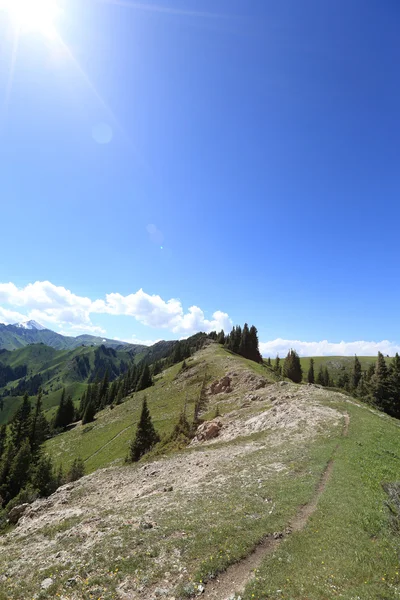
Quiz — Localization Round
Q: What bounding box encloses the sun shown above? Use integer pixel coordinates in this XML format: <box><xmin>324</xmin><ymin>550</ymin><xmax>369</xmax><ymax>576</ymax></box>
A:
<box><xmin>1</xmin><ymin>0</ymin><xmax>61</xmax><ymax>38</ymax></box>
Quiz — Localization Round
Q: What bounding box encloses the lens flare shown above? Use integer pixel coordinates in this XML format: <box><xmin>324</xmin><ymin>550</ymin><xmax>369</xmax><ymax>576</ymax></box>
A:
<box><xmin>0</xmin><ymin>0</ymin><xmax>61</xmax><ymax>38</ymax></box>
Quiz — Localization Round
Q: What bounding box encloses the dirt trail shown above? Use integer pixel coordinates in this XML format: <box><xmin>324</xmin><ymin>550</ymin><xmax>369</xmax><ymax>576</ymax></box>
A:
<box><xmin>202</xmin><ymin>411</ymin><xmax>350</xmax><ymax>600</ymax></box>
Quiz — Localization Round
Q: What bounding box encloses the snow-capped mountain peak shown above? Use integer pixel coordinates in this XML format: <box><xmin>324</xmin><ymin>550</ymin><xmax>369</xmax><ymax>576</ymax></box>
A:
<box><xmin>13</xmin><ymin>320</ymin><xmax>46</xmax><ymax>331</ymax></box>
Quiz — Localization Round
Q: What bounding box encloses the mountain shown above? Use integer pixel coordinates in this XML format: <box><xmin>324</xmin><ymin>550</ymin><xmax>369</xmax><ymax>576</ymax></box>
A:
<box><xmin>1</xmin><ymin>341</ymin><xmax>399</xmax><ymax>599</ymax></box>
<box><xmin>0</xmin><ymin>322</ymin><xmax>133</xmax><ymax>351</ymax></box>
<box><xmin>0</xmin><ymin>342</ymin><xmax>147</xmax><ymax>425</ymax></box>
<box><xmin>13</xmin><ymin>320</ymin><xmax>46</xmax><ymax>331</ymax></box>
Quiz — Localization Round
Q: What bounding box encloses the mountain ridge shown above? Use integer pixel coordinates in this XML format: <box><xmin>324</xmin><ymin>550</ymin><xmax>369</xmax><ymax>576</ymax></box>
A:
<box><xmin>0</xmin><ymin>322</ymin><xmax>133</xmax><ymax>351</ymax></box>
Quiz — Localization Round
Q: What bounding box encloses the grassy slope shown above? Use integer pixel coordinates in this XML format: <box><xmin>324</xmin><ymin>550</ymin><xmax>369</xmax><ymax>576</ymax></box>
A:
<box><xmin>0</xmin><ymin>344</ymin><xmax>134</xmax><ymax>425</ymax></box>
<box><xmin>45</xmin><ymin>344</ymin><xmax>279</xmax><ymax>473</ymax></box>
<box><xmin>245</xmin><ymin>399</ymin><xmax>400</xmax><ymax>600</ymax></box>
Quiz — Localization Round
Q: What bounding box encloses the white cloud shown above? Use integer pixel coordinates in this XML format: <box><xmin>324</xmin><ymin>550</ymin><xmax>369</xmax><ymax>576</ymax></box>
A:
<box><xmin>0</xmin><ymin>306</ymin><xmax>29</xmax><ymax>325</ymax></box>
<box><xmin>0</xmin><ymin>281</ymin><xmax>232</xmax><ymax>338</ymax></box>
<box><xmin>122</xmin><ymin>336</ymin><xmax>163</xmax><ymax>347</ymax></box>
<box><xmin>259</xmin><ymin>338</ymin><xmax>400</xmax><ymax>358</ymax></box>
<box><xmin>92</xmin><ymin>289</ymin><xmax>232</xmax><ymax>335</ymax></box>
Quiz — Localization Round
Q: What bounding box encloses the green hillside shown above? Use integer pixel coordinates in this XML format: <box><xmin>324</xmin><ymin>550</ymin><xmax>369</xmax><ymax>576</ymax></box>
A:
<box><xmin>0</xmin><ymin>343</ymin><xmax>143</xmax><ymax>425</ymax></box>
<box><xmin>45</xmin><ymin>342</ymin><xmax>278</xmax><ymax>473</ymax></box>
<box><xmin>1</xmin><ymin>342</ymin><xmax>400</xmax><ymax>600</ymax></box>
<box><xmin>298</xmin><ymin>355</ymin><xmax>391</xmax><ymax>377</ymax></box>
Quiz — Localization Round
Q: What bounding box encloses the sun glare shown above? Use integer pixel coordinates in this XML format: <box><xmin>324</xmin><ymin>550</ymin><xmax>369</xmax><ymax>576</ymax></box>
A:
<box><xmin>1</xmin><ymin>0</ymin><xmax>61</xmax><ymax>38</ymax></box>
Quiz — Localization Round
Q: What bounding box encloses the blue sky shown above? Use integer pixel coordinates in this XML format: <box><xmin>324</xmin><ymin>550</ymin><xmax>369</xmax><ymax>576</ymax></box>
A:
<box><xmin>1</xmin><ymin>0</ymin><xmax>400</xmax><ymax>356</ymax></box>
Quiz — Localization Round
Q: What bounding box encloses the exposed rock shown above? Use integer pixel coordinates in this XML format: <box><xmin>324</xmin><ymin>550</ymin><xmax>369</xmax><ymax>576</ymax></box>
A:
<box><xmin>210</xmin><ymin>376</ymin><xmax>232</xmax><ymax>395</ymax></box>
<box><xmin>8</xmin><ymin>503</ymin><xmax>30</xmax><ymax>525</ymax></box>
<box><xmin>195</xmin><ymin>419</ymin><xmax>223</xmax><ymax>442</ymax></box>
<box><xmin>40</xmin><ymin>577</ymin><xmax>54</xmax><ymax>590</ymax></box>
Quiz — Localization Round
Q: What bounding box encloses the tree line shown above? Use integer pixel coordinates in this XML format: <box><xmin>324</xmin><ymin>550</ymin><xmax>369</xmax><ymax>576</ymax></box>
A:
<box><xmin>271</xmin><ymin>350</ymin><xmax>400</xmax><ymax>419</ymax></box>
<box><xmin>0</xmin><ymin>390</ymin><xmax>85</xmax><ymax>519</ymax></box>
<box><xmin>208</xmin><ymin>323</ymin><xmax>263</xmax><ymax>363</ymax></box>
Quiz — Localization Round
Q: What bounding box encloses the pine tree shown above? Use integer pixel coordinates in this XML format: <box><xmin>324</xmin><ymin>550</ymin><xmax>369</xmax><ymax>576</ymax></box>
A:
<box><xmin>372</xmin><ymin>352</ymin><xmax>390</xmax><ymax>411</ymax></box>
<box><xmin>7</xmin><ymin>438</ymin><xmax>32</xmax><ymax>499</ymax></box>
<box><xmin>136</xmin><ymin>364</ymin><xmax>152</xmax><ymax>392</ymax></box>
<box><xmin>316</xmin><ymin>365</ymin><xmax>325</xmax><ymax>386</ymax></box>
<box><xmin>29</xmin><ymin>391</ymin><xmax>49</xmax><ymax>453</ymax></box>
<box><xmin>239</xmin><ymin>323</ymin><xmax>250</xmax><ymax>358</ymax></box>
<box><xmin>9</xmin><ymin>392</ymin><xmax>31</xmax><ymax>448</ymax></box>
<box><xmin>351</xmin><ymin>356</ymin><xmax>362</xmax><ymax>390</ymax></box>
<box><xmin>82</xmin><ymin>398</ymin><xmax>96</xmax><ymax>424</ymax></box>
<box><xmin>53</xmin><ymin>388</ymin><xmax>66</xmax><ymax>430</ymax></box>
<box><xmin>54</xmin><ymin>389</ymin><xmax>74</xmax><ymax>430</ymax></box>
<box><xmin>275</xmin><ymin>355</ymin><xmax>282</xmax><ymax>376</ymax></box>
<box><xmin>32</xmin><ymin>454</ymin><xmax>56</xmax><ymax>497</ymax></box>
<box><xmin>267</xmin><ymin>357</ymin><xmax>272</xmax><ymax>367</ymax></box>
<box><xmin>307</xmin><ymin>358</ymin><xmax>315</xmax><ymax>384</ymax></box>
<box><xmin>217</xmin><ymin>330</ymin><xmax>225</xmax><ymax>345</ymax></box>
<box><xmin>129</xmin><ymin>396</ymin><xmax>160</xmax><ymax>462</ymax></box>
<box><xmin>99</xmin><ymin>369</ymin><xmax>110</xmax><ymax>407</ymax></box>
<box><xmin>388</xmin><ymin>353</ymin><xmax>400</xmax><ymax>418</ymax></box>
<box><xmin>248</xmin><ymin>325</ymin><xmax>263</xmax><ymax>363</ymax></box>
<box><xmin>283</xmin><ymin>349</ymin><xmax>303</xmax><ymax>383</ymax></box>
<box><xmin>324</xmin><ymin>367</ymin><xmax>331</xmax><ymax>387</ymax></box>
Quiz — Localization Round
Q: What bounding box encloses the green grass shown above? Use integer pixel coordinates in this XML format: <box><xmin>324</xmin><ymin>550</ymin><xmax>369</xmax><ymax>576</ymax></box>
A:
<box><xmin>243</xmin><ymin>398</ymin><xmax>400</xmax><ymax>600</ymax></box>
<box><xmin>0</xmin><ymin>343</ymin><xmax>135</xmax><ymax>425</ymax></box>
<box><xmin>45</xmin><ymin>344</ymin><xmax>278</xmax><ymax>473</ymax></box>
<box><xmin>2</xmin><ymin>344</ymin><xmax>400</xmax><ymax>600</ymax></box>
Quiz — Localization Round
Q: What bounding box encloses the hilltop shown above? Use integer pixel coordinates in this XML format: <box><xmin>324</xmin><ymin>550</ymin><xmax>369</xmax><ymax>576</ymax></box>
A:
<box><xmin>0</xmin><ymin>341</ymin><xmax>399</xmax><ymax>600</ymax></box>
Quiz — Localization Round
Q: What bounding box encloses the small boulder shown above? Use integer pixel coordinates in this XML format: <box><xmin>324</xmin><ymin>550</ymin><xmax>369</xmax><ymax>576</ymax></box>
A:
<box><xmin>8</xmin><ymin>503</ymin><xmax>30</xmax><ymax>525</ymax></box>
<box><xmin>210</xmin><ymin>376</ymin><xmax>232</xmax><ymax>395</ymax></box>
<box><xmin>195</xmin><ymin>419</ymin><xmax>223</xmax><ymax>442</ymax></box>
<box><xmin>40</xmin><ymin>578</ymin><xmax>54</xmax><ymax>590</ymax></box>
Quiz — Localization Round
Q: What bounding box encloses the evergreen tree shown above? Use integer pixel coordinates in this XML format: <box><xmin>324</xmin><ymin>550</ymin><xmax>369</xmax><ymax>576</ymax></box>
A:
<box><xmin>283</xmin><ymin>349</ymin><xmax>303</xmax><ymax>383</ymax></box>
<box><xmin>351</xmin><ymin>356</ymin><xmax>362</xmax><ymax>390</ymax></box>
<box><xmin>267</xmin><ymin>357</ymin><xmax>272</xmax><ymax>367</ymax></box>
<box><xmin>29</xmin><ymin>391</ymin><xmax>49</xmax><ymax>453</ymax></box>
<box><xmin>388</xmin><ymin>353</ymin><xmax>400</xmax><ymax>418</ymax></box>
<box><xmin>372</xmin><ymin>352</ymin><xmax>390</xmax><ymax>411</ymax></box>
<box><xmin>9</xmin><ymin>392</ymin><xmax>31</xmax><ymax>448</ymax></box>
<box><xmin>129</xmin><ymin>396</ymin><xmax>160</xmax><ymax>462</ymax></box>
<box><xmin>248</xmin><ymin>325</ymin><xmax>263</xmax><ymax>363</ymax></box>
<box><xmin>53</xmin><ymin>388</ymin><xmax>66</xmax><ymax>429</ymax></box>
<box><xmin>366</xmin><ymin>363</ymin><xmax>376</xmax><ymax>382</ymax></box>
<box><xmin>316</xmin><ymin>365</ymin><xmax>325</xmax><ymax>386</ymax></box>
<box><xmin>275</xmin><ymin>355</ymin><xmax>282</xmax><ymax>376</ymax></box>
<box><xmin>307</xmin><ymin>358</ymin><xmax>315</xmax><ymax>384</ymax></box>
<box><xmin>136</xmin><ymin>364</ymin><xmax>152</xmax><ymax>392</ymax></box>
<box><xmin>82</xmin><ymin>398</ymin><xmax>96</xmax><ymax>424</ymax></box>
<box><xmin>7</xmin><ymin>439</ymin><xmax>32</xmax><ymax>499</ymax></box>
<box><xmin>98</xmin><ymin>369</ymin><xmax>110</xmax><ymax>407</ymax></box>
<box><xmin>239</xmin><ymin>323</ymin><xmax>250</xmax><ymax>358</ymax></box>
<box><xmin>324</xmin><ymin>366</ymin><xmax>331</xmax><ymax>387</ymax></box>
<box><xmin>217</xmin><ymin>330</ymin><xmax>225</xmax><ymax>345</ymax></box>
<box><xmin>64</xmin><ymin>395</ymin><xmax>75</xmax><ymax>426</ymax></box>
<box><xmin>53</xmin><ymin>389</ymin><xmax>74</xmax><ymax>430</ymax></box>
<box><xmin>32</xmin><ymin>454</ymin><xmax>56</xmax><ymax>497</ymax></box>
